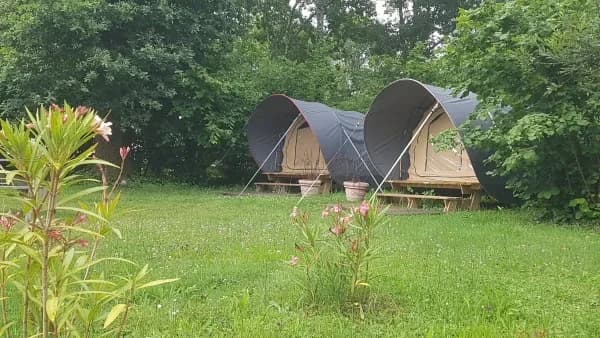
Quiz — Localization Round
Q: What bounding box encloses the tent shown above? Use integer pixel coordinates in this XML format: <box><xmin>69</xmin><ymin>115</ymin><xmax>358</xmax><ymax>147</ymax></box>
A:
<box><xmin>364</xmin><ymin>79</ymin><xmax>513</xmax><ymax>203</ymax></box>
<box><xmin>246</xmin><ymin>94</ymin><xmax>377</xmax><ymax>185</ymax></box>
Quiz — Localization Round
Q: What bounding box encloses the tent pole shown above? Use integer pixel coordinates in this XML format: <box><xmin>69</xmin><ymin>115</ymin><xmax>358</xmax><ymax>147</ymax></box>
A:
<box><xmin>294</xmin><ymin>131</ymin><xmax>354</xmax><ymax>206</ymax></box>
<box><xmin>341</xmin><ymin>127</ymin><xmax>380</xmax><ymax>187</ymax></box>
<box><xmin>369</xmin><ymin>103</ymin><xmax>439</xmax><ymax>203</ymax></box>
<box><xmin>239</xmin><ymin>115</ymin><xmax>300</xmax><ymax>196</ymax></box>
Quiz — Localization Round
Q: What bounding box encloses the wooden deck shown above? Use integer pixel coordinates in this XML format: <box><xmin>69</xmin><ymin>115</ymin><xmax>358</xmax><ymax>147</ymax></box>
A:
<box><xmin>260</xmin><ymin>172</ymin><xmax>332</xmax><ymax>194</ymax></box>
<box><xmin>380</xmin><ymin>178</ymin><xmax>483</xmax><ymax>211</ymax></box>
<box><xmin>376</xmin><ymin>192</ymin><xmax>467</xmax><ymax>212</ymax></box>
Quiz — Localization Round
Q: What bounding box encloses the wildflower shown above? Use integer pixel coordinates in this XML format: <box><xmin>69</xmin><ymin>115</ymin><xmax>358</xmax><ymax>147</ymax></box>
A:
<box><xmin>0</xmin><ymin>215</ymin><xmax>16</xmax><ymax>232</ymax></box>
<box><xmin>72</xmin><ymin>213</ymin><xmax>88</xmax><ymax>226</ymax></box>
<box><xmin>92</xmin><ymin>115</ymin><xmax>113</xmax><ymax>142</ymax></box>
<box><xmin>50</xmin><ymin>103</ymin><xmax>63</xmax><ymax>112</ymax></box>
<box><xmin>290</xmin><ymin>207</ymin><xmax>298</xmax><ymax>218</ymax></box>
<box><xmin>76</xmin><ymin>239</ymin><xmax>89</xmax><ymax>247</ymax></box>
<box><xmin>289</xmin><ymin>256</ymin><xmax>299</xmax><ymax>266</ymax></box>
<box><xmin>341</xmin><ymin>216</ymin><xmax>352</xmax><ymax>224</ymax></box>
<box><xmin>48</xmin><ymin>229</ymin><xmax>63</xmax><ymax>241</ymax></box>
<box><xmin>75</xmin><ymin>106</ymin><xmax>89</xmax><ymax>118</ymax></box>
<box><xmin>119</xmin><ymin>146</ymin><xmax>131</xmax><ymax>161</ymax></box>
<box><xmin>25</xmin><ymin>123</ymin><xmax>35</xmax><ymax>129</ymax></box>
<box><xmin>359</xmin><ymin>201</ymin><xmax>369</xmax><ymax>217</ymax></box>
<box><xmin>321</xmin><ymin>207</ymin><xmax>330</xmax><ymax>218</ymax></box>
<box><xmin>332</xmin><ymin>204</ymin><xmax>342</xmax><ymax>214</ymax></box>
<box><xmin>330</xmin><ymin>223</ymin><xmax>345</xmax><ymax>236</ymax></box>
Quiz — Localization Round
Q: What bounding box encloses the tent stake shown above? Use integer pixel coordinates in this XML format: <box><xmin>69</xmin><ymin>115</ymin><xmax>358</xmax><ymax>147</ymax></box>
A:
<box><xmin>369</xmin><ymin>103</ymin><xmax>439</xmax><ymax>203</ymax></box>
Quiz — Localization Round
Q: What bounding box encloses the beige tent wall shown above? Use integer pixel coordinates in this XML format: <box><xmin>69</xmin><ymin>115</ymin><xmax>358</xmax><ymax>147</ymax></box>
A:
<box><xmin>281</xmin><ymin>117</ymin><xmax>328</xmax><ymax>174</ymax></box>
<box><xmin>404</xmin><ymin>106</ymin><xmax>478</xmax><ymax>182</ymax></box>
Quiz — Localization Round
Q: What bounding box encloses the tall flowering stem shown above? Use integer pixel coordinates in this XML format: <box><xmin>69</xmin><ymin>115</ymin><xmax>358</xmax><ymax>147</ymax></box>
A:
<box><xmin>289</xmin><ymin>200</ymin><xmax>387</xmax><ymax>308</ymax></box>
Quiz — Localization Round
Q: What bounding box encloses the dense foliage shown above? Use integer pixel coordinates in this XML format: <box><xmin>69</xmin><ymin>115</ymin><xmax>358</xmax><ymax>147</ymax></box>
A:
<box><xmin>1</xmin><ymin>0</ymin><xmax>598</xmax><ymax>219</ymax></box>
<box><xmin>0</xmin><ymin>0</ymin><xmax>476</xmax><ymax>184</ymax></box>
<box><xmin>441</xmin><ymin>0</ymin><xmax>600</xmax><ymax>220</ymax></box>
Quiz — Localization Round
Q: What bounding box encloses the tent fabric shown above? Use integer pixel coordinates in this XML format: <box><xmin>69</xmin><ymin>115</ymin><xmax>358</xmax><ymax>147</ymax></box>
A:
<box><xmin>364</xmin><ymin>79</ymin><xmax>513</xmax><ymax>203</ymax></box>
<box><xmin>281</xmin><ymin>116</ymin><xmax>328</xmax><ymax>173</ymax></box>
<box><xmin>247</xmin><ymin>94</ymin><xmax>378</xmax><ymax>185</ymax></box>
<box><xmin>407</xmin><ymin>105</ymin><xmax>478</xmax><ymax>182</ymax></box>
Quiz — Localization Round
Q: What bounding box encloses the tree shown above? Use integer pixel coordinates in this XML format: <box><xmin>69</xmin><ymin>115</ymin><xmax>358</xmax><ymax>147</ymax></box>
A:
<box><xmin>381</xmin><ymin>0</ymin><xmax>482</xmax><ymax>54</ymax></box>
<box><xmin>441</xmin><ymin>0</ymin><xmax>600</xmax><ymax>220</ymax></box>
<box><xmin>0</xmin><ymin>0</ymin><xmax>250</xmax><ymax>182</ymax></box>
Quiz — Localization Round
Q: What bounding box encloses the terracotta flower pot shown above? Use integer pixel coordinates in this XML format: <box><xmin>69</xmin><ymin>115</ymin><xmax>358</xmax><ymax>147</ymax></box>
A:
<box><xmin>343</xmin><ymin>181</ymin><xmax>369</xmax><ymax>201</ymax></box>
<box><xmin>298</xmin><ymin>179</ymin><xmax>322</xmax><ymax>197</ymax></box>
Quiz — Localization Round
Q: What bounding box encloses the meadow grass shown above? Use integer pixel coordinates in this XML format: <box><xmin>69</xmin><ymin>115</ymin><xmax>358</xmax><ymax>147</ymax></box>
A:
<box><xmin>3</xmin><ymin>184</ymin><xmax>600</xmax><ymax>337</ymax></box>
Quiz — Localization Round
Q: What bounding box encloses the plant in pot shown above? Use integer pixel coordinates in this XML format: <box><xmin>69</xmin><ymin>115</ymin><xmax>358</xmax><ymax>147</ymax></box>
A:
<box><xmin>342</xmin><ymin>158</ymin><xmax>370</xmax><ymax>201</ymax></box>
<box><xmin>298</xmin><ymin>151</ymin><xmax>322</xmax><ymax>197</ymax></box>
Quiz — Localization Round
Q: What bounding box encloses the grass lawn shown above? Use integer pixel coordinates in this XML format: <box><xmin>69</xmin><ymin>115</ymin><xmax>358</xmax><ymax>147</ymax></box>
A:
<box><xmin>4</xmin><ymin>184</ymin><xmax>600</xmax><ymax>337</ymax></box>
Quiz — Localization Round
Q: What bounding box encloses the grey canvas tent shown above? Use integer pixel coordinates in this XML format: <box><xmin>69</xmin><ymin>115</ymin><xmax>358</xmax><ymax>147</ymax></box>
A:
<box><xmin>247</xmin><ymin>94</ymin><xmax>377</xmax><ymax>185</ymax></box>
<box><xmin>364</xmin><ymin>79</ymin><xmax>513</xmax><ymax>203</ymax></box>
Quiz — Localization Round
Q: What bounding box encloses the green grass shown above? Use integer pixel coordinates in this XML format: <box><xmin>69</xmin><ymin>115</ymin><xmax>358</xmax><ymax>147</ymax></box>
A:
<box><xmin>4</xmin><ymin>184</ymin><xmax>600</xmax><ymax>337</ymax></box>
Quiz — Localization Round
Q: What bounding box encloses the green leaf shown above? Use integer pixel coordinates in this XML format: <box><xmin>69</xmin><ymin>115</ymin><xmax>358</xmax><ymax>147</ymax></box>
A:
<box><xmin>55</xmin><ymin>206</ymin><xmax>107</xmax><ymax>223</ymax></box>
<box><xmin>47</xmin><ymin>297</ymin><xmax>59</xmax><ymax>322</ymax></box>
<box><xmin>0</xmin><ymin>322</ymin><xmax>15</xmax><ymax>335</ymax></box>
<box><xmin>136</xmin><ymin>278</ymin><xmax>180</xmax><ymax>290</ymax></box>
<box><xmin>57</xmin><ymin>185</ymin><xmax>106</xmax><ymax>207</ymax></box>
<box><xmin>103</xmin><ymin>303</ymin><xmax>127</xmax><ymax>328</ymax></box>
<box><xmin>63</xmin><ymin>247</ymin><xmax>75</xmax><ymax>268</ymax></box>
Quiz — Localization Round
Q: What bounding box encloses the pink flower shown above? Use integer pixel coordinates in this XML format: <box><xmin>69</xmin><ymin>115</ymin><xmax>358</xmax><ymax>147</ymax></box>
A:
<box><xmin>72</xmin><ymin>213</ymin><xmax>87</xmax><ymax>226</ymax></box>
<box><xmin>62</xmin><ymin>114</ymin><xmax>68</xmax><ymax>124</ymax></box>
<box><xmin>76</xmin><ymin>239</ymin><xmax>89</xmax><ymax>247</ymax></box>
<box><xmin>330</xmin><ymin>223</ymin><xmax>345</xmax><ymax>237</ymax></box>
<box><xmin>48</xmin><ymin>229</ymin><xmax>63</xmax><ymax>241</ymax></box>
<box><xmin>332</xmin><ymin>204</ymin><xmax>342</xmax><ymax>214</ymax></box>
<box><xmin>321</xmin><ymin>209</ymin><xmax>330</xmax><ymax>218</ymax></box>
<box><xmin>359</xmin><ymin>201</ymin><xmax>369</xmax><ymax>217</ymax></box>
<box><xmin>0</xmin><ymin>215</ymin><xmax>16</xmax><ymax>232</ymax></box>
<box><xmin>75</xmin><ymin>106</ymin><xmax>90</xmax><ymax>118</ymax></box>
<box><xmin>119</xmin><ymin>146</ymin><xmax>131</xmax><ymax>161</ymax></box>
<box><xmin>290</xmin><ymin>207</ymin><xmax>298</xmax><ymax>218</ymax></box>
<box><xmin>340</xmin><ymin>216</ymin><xmax>351</xmax><ymax>224</ymax></box>
<box><xmin>289</xmin><ymin>256</ymin><xmax>299</xmax><ymax>266</ymax></box>
<box><xmin>92</xmin><ymin>115</ymin><xmax>112</xmax><ymax>142</ymax></box>
<box><xmin>50</xmin><ymin>103</ymin><xmax>63</xmax><ymax>112</ymax></box>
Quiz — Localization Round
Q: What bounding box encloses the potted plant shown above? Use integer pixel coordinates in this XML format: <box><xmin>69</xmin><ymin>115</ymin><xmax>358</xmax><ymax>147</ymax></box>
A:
<box><xmin>342</xmin><ymin>159</ymin><xmax>369</xmax><ymax>201</ymax></box>
<box><xmin>298</xmin><ymin>152</ymin><xmax>323</xmax><ymax>197</ymax></box>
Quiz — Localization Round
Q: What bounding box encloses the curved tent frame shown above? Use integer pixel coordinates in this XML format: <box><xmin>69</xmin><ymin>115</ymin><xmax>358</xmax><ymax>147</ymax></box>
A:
<box><xmin>364</xmin><ymin>79</ymin><xmax>513</xmax><ymax>203</ymax></box>
<box><xmin>247</xmin><ymin>94</ymin><xmax>378</xmax><ymax>185</ymax></box>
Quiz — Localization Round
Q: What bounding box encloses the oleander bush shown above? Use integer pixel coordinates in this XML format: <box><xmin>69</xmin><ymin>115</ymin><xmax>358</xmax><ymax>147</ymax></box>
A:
<box><xmin>0</xmin><ymin>103</ymin><xmax>176</xmax><ymax>337</ymax></box>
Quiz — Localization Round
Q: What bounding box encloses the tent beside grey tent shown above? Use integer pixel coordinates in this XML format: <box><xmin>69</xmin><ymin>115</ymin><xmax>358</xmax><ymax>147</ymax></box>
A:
<box><xmin>364</xmin><ymin>79</ymin><xmax>513</xmax><ymax>204</ymax></box>
<box><xmin>247</xmin><ymin>94</ymin><xmax>378</xmax><ymax>186</ymax></box>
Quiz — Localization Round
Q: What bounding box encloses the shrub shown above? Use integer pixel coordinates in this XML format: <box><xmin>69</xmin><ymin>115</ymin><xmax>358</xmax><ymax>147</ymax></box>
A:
<box><xmin>441</xmin><ymin>0</ymin><xmax>600</xmax><ymax>220</ymax></box>
<box><xmin>0</xmin><ymin>104</ymin><xmax>176</xmax><ymax>337</ymax></box>
<box><xmin>289</xmin><ymin>200</ymin><xmax>387</xmax><ymax>310</ymax></box>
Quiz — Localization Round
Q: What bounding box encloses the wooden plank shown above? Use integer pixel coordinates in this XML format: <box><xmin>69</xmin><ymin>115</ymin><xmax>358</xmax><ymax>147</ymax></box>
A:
<box><xmin>376</xmin><ymin>193</ymin><xmax>462</xmax><ymax>200</ymax></box>
<box><xmin>388</xmin><ymin>179</ymin><xmax>482</xmax><ymax>193</ymax></box>
<box><xmin>265</xmin><ymin>172</ymin><xmax>330</xmax><ymax>180</ymax></box>
<box><xmin>254</xmin><ymin>182</ymin><xmax>301</xmax><ymax>187</ymax></box>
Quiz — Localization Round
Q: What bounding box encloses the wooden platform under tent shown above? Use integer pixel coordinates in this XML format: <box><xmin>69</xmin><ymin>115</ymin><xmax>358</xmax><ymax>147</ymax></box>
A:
<box><xmin>254</xmin><ymin>172</ymin><xmax>332</xmax><ymax>194</ymax></box>
<box><xmin>376</xmin><ymin>178</ymin><xmax>483</xmax><ymax>212</ymax></box>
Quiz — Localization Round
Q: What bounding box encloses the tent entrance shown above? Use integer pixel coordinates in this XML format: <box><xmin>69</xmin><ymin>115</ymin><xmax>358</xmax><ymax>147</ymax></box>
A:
<box><xmin>281</xmin><ymin>116</ymin><xmax>329</xmax><ymax>175</ymax></box>
<box><xmin>405</xmin><ymin>107</ymin><xmax>478</xmax><ymax>182</ymax></box>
